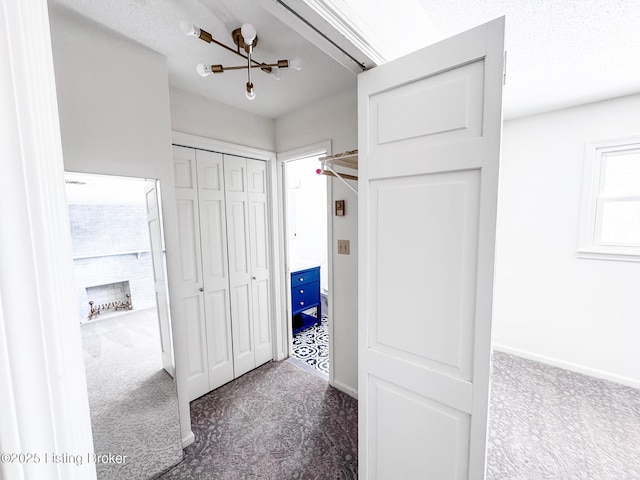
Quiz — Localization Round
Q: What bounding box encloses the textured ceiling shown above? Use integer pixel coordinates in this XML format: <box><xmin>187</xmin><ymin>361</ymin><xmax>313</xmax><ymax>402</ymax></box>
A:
<box><xmin>413</xmin><ymin>0</ymin><xmax>640</xmax><ymax>118</ymax></box>
<box><xmin>49</xmin><ymin>0</ymin><xmax>640</xmax><ymax>120</ymax></box>
<box><xmin>49</xmin><ymin>0</ymin><xmax>357</xmax><ymax>119</ymax></box>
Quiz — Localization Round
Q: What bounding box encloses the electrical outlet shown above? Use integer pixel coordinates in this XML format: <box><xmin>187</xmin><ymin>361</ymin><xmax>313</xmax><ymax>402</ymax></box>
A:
<box><xmin>337</xmin><ymin>239</ymin><xmax>350</xmax><ymax>255</ymax></box>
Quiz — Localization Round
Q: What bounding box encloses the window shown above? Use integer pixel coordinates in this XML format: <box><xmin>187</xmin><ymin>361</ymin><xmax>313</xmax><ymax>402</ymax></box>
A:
<box><xmin>578</xmin><ymin>136</ymin><xmax>640</xmax><ymax>261</ymax></box>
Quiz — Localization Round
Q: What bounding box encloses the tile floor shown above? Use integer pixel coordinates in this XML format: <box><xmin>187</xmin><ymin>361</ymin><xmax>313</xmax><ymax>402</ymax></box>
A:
<box><xmin>291</xmin><ymin>314</ymin><xmax>329</xmax><ymax>376</ymax></box>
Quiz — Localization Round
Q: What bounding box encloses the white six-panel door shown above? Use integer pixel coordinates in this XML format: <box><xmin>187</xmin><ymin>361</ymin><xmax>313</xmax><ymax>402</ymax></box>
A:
<box><xmin>358</xmin><ymin>18</ymin><xmax>505</xmax><ymax>479</ymax></box>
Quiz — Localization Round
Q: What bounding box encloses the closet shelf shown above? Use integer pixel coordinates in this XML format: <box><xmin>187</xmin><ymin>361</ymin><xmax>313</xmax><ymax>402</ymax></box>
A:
<box><xmin>317</xmin><ymin>149</ymin><xmax>358</xmax><ymax>195</ymax></box>
<box><xmin>319</xmin><ymin>150</ymin><xmax>358</xmax><ymax>170</ymax></box>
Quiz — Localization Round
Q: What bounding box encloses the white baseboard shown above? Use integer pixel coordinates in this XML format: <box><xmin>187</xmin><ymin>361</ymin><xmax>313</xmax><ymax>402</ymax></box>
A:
<box><xmin>493</xmin><ymin>343</ymin><xmax>640</xmax><ymax>390</ymax></box>
<box><xmin>181</xmin><ymin>431</ymin><xmax>195</xmax><ymax>449</ymax></box>
<box><xmin>331</xmin><ymin>379</ymin><xmax>358</xmax><ymax>399</ymax></box>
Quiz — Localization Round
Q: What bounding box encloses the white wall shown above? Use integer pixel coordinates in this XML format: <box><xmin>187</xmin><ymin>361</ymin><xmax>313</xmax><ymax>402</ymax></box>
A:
<box><xmin>48</xmin><ymin>4</ymin><xmax>193</xmax><ymax>444</ymax></box>
<box><xmin>169</xmin><ymin>86</ymin><xmax>275</xmax><ymax>152</ymax></box>
<box><xmin>286</xmin><ymin>156</ymin><xmax>328</xmax><ymax>290</ymax></box>
<box><xmin>493</xmin><ymin>93</ymin><xmax>640</xmax><ymax>387</ymax></box>
<box><xmin>277</xmin><ymin>88</ymin><xmax>359</xmax><ymax>396</ymax></box>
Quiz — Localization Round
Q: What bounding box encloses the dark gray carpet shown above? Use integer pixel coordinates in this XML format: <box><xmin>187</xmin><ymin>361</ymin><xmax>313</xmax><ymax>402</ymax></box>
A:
<box><xmin>82</xmin><ymin>309</ymin><xmax>183</xmax><ymax>480</ymax></box>
<box><xmin>151</xmin><ymin>347</ymin><xmax>639</xmax><ymax>480</ymax></box>
<box><xmin>487</xmin><ymin>351</ymin><xmax>640</xmax><ymax>479</ymax></box>
<box><xmin>157</xmin><ymin>360</ymin><xmax>358</xmax><ymax>480</ymax></box>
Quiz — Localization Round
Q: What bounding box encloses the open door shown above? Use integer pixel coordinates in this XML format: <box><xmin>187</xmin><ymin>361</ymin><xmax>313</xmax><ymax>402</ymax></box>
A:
<box><xmin>145</xmin><ymin>180</ymin><xmax>175</xmax><ymax>377</ymax></box>
<box><xmin>358</xmin><ymin>17</ymin><xmax>505</xmax><ymax>479</ymax></box>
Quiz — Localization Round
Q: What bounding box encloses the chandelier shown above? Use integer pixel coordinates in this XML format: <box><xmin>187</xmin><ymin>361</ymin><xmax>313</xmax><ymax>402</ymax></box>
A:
<box><xmin>180</xmin><ymin>21</ymin><xmax>302</xmax><ymax>100</ymax></box>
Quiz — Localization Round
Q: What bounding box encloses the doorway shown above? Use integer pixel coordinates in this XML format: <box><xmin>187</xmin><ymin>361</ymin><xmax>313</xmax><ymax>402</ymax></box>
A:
<box><xmin>64</xmin><ymin>172</ymin><xmax>182</xmax><ymax>479</ymax></box>
<box><xmin>282</xmin><ymin>153</ymin><xmax>330</xmax><ymax>378</ymax></box>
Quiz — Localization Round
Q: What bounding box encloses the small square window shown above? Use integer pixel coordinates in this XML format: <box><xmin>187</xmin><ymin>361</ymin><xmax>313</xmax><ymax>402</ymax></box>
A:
<box><xmin>578</xmin><ymin>137</ymin><xmax>640</xmax><ymax>261</ymax></box>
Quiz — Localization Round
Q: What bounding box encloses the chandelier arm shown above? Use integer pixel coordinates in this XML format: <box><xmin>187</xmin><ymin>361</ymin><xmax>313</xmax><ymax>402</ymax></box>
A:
<box><xmin>213</xmin><ymin>63</ymin><xmax>282</xmax><ymax>72</ymax></box>
<box><xmin>198</xmin><ymin>28</ymin><xmax>263</xmax><ymax>68</ymax></box>
<box><xmin>247</xmin><ymin>50</ymin><xmax>252</xmax><ymax>86</ymax></box>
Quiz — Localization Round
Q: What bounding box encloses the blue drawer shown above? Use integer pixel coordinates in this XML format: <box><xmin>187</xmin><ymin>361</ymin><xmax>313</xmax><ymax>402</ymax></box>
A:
<box><xmin>292</xmin><ymin>280</ymin><xmax>320</xmax><ymax>314</ymax></box>
<box><xmin>291</xmin><ymin>267</ymin><xmax>320</xmax><ymax>288</ymax></box>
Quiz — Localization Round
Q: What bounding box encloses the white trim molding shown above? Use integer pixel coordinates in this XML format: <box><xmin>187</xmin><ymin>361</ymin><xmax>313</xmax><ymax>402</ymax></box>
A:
<box><xmin>255</xmin><ymin>0</ymin><xmax>376</xmax><ymax>74</ymax></box>
<box><xmin>493</xmin><ymin>344</ymin><xmax>640</xmax><ymax>390</ymax></box>
<box><xmin>172</xmin><ymin>131</ymin><xmax>274</xmax><ymax>161</ymax></box>
<box><xmin>0</xmin><ymin>1</ymin><xmax>96</xmax><ymax>478</ymax></box>
<box><xmin>276</xmin><ymin>141</ymin><xmax>334</xmax><ymax>383</ymax></box>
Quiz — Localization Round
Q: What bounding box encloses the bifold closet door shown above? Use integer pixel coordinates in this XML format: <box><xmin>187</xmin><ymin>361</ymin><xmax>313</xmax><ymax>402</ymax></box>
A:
<box><xmin>173</xmin><ymin>146</ymin><xmax>235</xmax><ymax>401</ymax></box>
<box><xmin>247</xmin><ymin>159</ymin><xmax>273</xmax><ymax>366</ymax></box>
<box><xmin>224</xmin><ymin>155</ymin><xmax>256</xmax><ymax>377</ymax></box>
<box><xmin>224</xmin><ymin>155</ymin><xmax>273</xmax><ymax>377</ymax></box>
<box><xmin>173</xmin><ymin>145</ymin><xmax>210</xmax><ymax>401</ymax></box>
<box><xmin>196</xmin><ymin>150</ymin><xmax>235</xmax><ymax>390</ymax></box>
<box><xmin>174</xmin><ymin>146</ymin><xmax>273</xmax><ymax>400</ymax></box>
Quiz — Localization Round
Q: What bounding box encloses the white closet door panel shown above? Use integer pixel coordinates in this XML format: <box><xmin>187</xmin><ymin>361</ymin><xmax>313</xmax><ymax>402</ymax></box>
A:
<box><xmin>182</xmin><ymin>293</ymin><xmax>209</xmax><ymax>400</ymax></box>
<box><xmin>224</xmin><ymin>155</ymin><xmax>256</xmax><ymax>375</ymax></box>
<box><xmin>226</xmin><ymin>160</ymin><xmax>246</xmax><ymax>192</ymax></box>
<box><xmin>247</xmin><ymin>159</ymin><xmax>272</xmax><ymax>366</ymax></box>
<box><xmin>230</xmin><ymin>284</ymin><xmax>255</xmax><ymax>377</ymax></box>
<box><xmin>176</xmin><ymin>199</ymin><xmax>200</xmax><ymax>283</ymax></box>
<box><xmin>197</xmin><ymin>150</ymin><xmax>234</xmax><ymax>389</ymax></box>
<box><xmin>250</xmin><ymin>202</ymin><xmax>269</xmax><ymax>272</ymax></box>
<box><xmin>227</xmin><ymin>201</ymin><xmax>250</xmax><ymax>276</ymax></box>
<box><xmin>252</xmin><ymin>278</ymin><xmax>272</xmax><ymax>365</ymax></box>
<box><xmin>173</xmin><ymin>145</ymin><xmax>209</xmax><ymax>401</ymax></box>
<box><xmin>200</xmin><ymin>200</ymin><xmax>227</xmax><ymax>279</ymax></box>
<box><xmin>174</xmin><ymin>149</ymin><xmax>195</xmax><ymax>190</ymax></box>
<box><xmin>204</xmin><ymin>288</ymin><xmax>234</xmax><ymax>389</ymax></box>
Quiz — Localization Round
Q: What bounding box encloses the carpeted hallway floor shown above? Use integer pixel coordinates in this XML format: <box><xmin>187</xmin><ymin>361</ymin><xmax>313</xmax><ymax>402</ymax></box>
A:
<box><xmin>157</xmin><ymin>350</ymin><xmax>640</xmax><ymax>480</ymax></box>
<box><xmin>158</xmin><ymin>360</ymin><xmax>357</xmax><ymax>480</ymax></box>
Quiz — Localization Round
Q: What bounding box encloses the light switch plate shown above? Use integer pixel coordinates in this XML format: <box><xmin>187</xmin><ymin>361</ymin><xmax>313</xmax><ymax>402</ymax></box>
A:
<box><xmin>338</xmin><ymin>239</ymin><xmax>350</xmax><ymax>255</ymax></box>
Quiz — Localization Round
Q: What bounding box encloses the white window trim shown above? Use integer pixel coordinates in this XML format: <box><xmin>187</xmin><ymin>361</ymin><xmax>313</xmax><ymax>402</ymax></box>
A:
<box><xmin>578</xmin><ymin>135</ymin><xmax>640</xmax><ymax>262</ymax></box>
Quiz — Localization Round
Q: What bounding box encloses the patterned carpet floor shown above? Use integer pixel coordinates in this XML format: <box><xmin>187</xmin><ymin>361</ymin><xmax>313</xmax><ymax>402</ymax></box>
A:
<box><xmin>82</xmin><ymin>309</ymin><xmax>183</xmax><ymax>480</ymax></box>
<box><xmin>158</xmin><ymin>360</ymin><xmax>358</xmax><ymax>480</ymax></box>
<box><xmin>487</xmin><ymin>351</ymin><xmax>640</xmax><ymax>479</ymax></box>
<box><xmin>155</xmin><ymin>350</ymin><xmax>640</xmax><ymax>480</ymax></box>
<box><xmin>291</xmin><ymin>315</ymin><xmax>329</xmax><ymax>376</ymax></box>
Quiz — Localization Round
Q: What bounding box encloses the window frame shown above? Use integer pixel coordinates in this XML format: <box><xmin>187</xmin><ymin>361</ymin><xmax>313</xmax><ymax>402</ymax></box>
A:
<box><xmin>578</xmin><ymin>136</ymin><xmax>640</xmax><ymax>262</ymax></box>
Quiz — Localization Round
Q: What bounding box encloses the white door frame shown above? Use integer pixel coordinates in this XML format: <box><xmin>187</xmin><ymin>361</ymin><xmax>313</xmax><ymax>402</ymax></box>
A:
<box><xmin>171</xmin><ymin>132</ymin><xmax>287</xmax><ymax>363</ymax></box>
<box><xmin>276</xmin><ymin>140</ymin><xmax>334</xmax><ymax>382</ymax></box>
<box><xmin>0</xmin><ymin>1</ymin><xmax>96</xmax><ymax>478</ymax></box>
<box><xmin>145</xmin><ymin>179</ymin><xmax>176</xmax><ymax>377</ymax></box>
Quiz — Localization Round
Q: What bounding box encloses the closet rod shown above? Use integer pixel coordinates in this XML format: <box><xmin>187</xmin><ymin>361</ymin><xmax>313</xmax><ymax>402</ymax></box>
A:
<box><xmin>316</xmin><ymin>164</ymin><xmax>358</xmax><ymax>195</ymax></box>
<box><xmin>317</xmin><ymin>170</ymin><xmax>358</xmax><ymax>181</ymax></box>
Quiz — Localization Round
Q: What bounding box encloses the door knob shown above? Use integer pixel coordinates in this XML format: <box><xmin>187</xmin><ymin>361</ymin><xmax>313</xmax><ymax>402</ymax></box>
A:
<box><xmin>199</xmin><ymin>287</ymin><xmax>204</xmax><ymax>292</ymax></box>
<box><xmin>252</xmin><ymin>276</ymin><xmax>256</xmax><ymax>280</ymax></box>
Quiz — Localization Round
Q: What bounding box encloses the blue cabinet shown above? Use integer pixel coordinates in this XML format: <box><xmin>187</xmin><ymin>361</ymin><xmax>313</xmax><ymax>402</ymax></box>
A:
<box><xmin>291</xmin><ymin>266</ymin><xmax>321</xmax><ymax>334</ymax></box>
